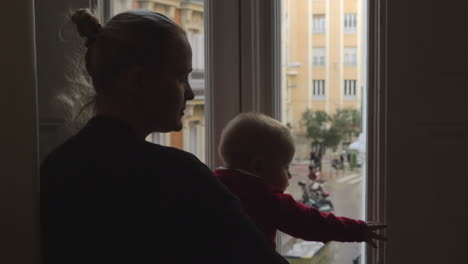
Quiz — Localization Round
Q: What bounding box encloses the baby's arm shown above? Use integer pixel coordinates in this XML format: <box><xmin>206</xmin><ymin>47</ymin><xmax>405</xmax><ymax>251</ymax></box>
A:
<box><xmin>273</xmin><ymin>193</ymin><xmax>367</xmax><ymax>243</ymax></box>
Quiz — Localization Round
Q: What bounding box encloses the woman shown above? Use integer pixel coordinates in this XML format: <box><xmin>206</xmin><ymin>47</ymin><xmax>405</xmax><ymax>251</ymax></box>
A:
<box><xmin>40</xmin><ymin>9</ymin><xmax>287</xmax><ymax>264</ymax></box>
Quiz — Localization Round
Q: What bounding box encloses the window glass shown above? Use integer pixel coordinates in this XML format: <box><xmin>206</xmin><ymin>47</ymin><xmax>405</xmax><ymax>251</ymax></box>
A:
<box><xmin>344</xmin><ymin>47</ymin><xmax>357</xmax><ymax>66</ymax></box>
<box><xmin>344</xmin><ymin>13</ymin><xmax>357</xmax><ymax>34</ymax></box>
<box><xmin>313</xmin><ymin>15</ymin><xmax>326</xmax><ymax>34</ymax></box>
<box><xmin>344</xmin><ymin>80</ymin><xmax>357</xmax><ymax>98</ymax></box>
<box><xmin>312</xmin><ymin>80</ymin><xmax>326</xmax><ymax>98</ymax></box>
<box><xmin>312</xmin><ymin>48</ymin><xmax>326</xmax><ymax>67</ymax></box>
<box><xmin>280</xmin><ymin>0</ymin><xmax>366</xmax><ymax>263</ymax></box>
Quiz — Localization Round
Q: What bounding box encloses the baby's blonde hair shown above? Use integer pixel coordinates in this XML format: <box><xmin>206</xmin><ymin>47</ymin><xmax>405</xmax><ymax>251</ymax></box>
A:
<box><xmin>218</xmin><ymin>112</ymin><xmax>295</xmax><ymax>169</ymax></box>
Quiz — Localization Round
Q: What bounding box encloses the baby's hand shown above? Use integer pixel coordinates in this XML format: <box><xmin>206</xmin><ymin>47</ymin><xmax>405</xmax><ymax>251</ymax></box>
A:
<box><xmin>364</xmin><ymin>222</ymin><xmax>387</xmax><ymax>248</ymax></box>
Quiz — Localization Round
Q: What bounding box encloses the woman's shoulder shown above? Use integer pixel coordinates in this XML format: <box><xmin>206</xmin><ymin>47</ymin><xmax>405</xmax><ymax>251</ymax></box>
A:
<box><xmin>141</xmin><ymin>141</ymin><xmax>196</xmax><ymax>160</ymax></box>
<box><xmin>140</xmin><ymin>141</ymin><xmax>206</xmax><ymax>171</ymax></box>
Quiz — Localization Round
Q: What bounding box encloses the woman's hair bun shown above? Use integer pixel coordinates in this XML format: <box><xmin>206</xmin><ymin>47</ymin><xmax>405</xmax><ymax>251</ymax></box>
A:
<box><xmin>71</xmin><ymin>9</ymin><xmax>102</xmax><ymax>45</ymax></box>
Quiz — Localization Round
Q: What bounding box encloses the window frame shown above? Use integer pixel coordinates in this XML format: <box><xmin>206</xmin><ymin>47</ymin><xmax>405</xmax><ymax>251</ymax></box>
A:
<box><xmin>241</xmin><ymin>0</ymin><xmax>388</xmax><ymax>262</ymax></box>
<box><xmin>98</xmin><ymin>0</ymin><xmax>390</xmax><ymax>261</ymax></box>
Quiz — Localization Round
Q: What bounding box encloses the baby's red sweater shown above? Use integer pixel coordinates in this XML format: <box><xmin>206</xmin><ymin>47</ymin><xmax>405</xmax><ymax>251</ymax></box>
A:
<box><xmin>215</xmin><ymin>169</ymin><xmax>367</xmax><ymax>248</ymax></box>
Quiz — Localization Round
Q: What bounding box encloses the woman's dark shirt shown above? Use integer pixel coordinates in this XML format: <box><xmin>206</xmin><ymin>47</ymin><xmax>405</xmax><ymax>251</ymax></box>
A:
<box><xmin>40</xmin><ymin>116</ymin><xmax>288</xmax><ymax>264</ymax></box>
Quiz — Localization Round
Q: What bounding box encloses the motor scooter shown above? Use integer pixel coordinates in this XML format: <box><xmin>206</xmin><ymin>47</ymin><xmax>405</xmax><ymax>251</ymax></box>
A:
<box><xmin>298</xmin><ymin>180</ymin><xmax>334</xmax><ymax>212</ymax></box>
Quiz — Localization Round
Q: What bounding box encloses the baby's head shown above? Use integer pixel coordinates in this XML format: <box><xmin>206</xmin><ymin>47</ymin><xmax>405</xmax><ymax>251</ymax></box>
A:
<box><xmin>219</xmin><ymin>112</ymin><xmax>295</xmax><ymax>191</ymax></box>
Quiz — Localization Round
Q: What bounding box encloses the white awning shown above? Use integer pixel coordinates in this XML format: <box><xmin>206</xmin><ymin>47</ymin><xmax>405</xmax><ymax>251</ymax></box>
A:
<box><xmin>349</xmin><ymin>132</ymin><xmax>366</xmax><ymax>152</ymax></box>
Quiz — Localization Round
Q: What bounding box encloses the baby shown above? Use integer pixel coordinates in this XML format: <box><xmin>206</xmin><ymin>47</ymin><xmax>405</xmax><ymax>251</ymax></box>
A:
<box><xmin>215</xmin><ymin>112</ymin><xmax>386</xmax><ymax>248</ymax></box>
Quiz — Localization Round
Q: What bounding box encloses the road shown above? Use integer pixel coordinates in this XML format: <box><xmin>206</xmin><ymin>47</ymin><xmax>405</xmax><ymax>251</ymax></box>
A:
<box><xmin>282</xmin><ymin>161</ymin><xmax>364</xmax><ymax>264</ymax></box>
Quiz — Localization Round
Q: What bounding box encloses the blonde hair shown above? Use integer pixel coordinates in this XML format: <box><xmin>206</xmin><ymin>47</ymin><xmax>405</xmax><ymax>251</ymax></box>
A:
<box><xmin>71</xmin><ymin>9</ymin><xmax>185</xmax><ymax>96</ymax></box>
<box><xmin>57</xmin><ymin>9</ymin><xmax>186</xmax><ymax>132</ymax></box>
<box><xmin>218</xmin><ymin>112</ymin><xmax>295</xmax><ymax>169</ymax></box>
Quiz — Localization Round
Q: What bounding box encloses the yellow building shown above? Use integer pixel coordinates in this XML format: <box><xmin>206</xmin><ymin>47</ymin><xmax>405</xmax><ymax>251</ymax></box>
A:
<box><xmin>114</xmin><ymin>0</ymin><xmax>207</xmax><ymax>162</ymax></box>
<box><xmin>282</xmin><ymin>0</ymin><xmax>364</xmax><ymax>160</ymax></box>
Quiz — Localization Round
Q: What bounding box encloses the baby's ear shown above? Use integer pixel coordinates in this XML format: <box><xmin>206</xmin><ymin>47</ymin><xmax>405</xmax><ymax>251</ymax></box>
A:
<box><xmin>249</xmin><ymin>156</ymin><xmax>264</xmax><ymax>174</ymax></box>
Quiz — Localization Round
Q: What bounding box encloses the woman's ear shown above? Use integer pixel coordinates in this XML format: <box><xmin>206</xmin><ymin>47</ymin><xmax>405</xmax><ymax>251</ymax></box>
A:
<box><xmin>124</xmin><ymin>66</ymin><xmax>145</xmax><ymax>92</ymax></box>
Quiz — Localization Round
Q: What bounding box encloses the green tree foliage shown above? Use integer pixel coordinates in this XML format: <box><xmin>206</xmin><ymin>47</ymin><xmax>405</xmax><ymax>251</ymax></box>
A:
<box><xmin>331</xmin><ymin>108</ymin><xmax>361</xmax><ymax>144</ymax></box>
<box><xmin>302</xmin><ymin>108</ymin><xmax>361</xmax><ymax>154</ymax></box>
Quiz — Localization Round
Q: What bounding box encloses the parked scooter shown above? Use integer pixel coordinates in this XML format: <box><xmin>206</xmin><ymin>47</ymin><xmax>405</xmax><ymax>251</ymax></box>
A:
<box><xmin>298</xmin><ymin>180</ymin><xmax>334</xmax><ymax>212</ymax></box>
<box><xmin>331</xmin><ymin>158</ymin><xmax>344</xmax><ymax>170</ymax></box>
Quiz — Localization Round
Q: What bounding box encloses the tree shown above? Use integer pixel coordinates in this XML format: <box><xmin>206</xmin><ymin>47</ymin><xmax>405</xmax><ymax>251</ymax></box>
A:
<box><xmin>301</xmin><ymin>109</ymin><xmax>333</xmax><ymax>157</ymax></box>
<box><xmin>302</xmin><ymin>108</ymin><xmax>362</xmax><ymax>156</ymax></box>
<box><xmin>331</xmin><ymin>108</ymin><xmax>361</xmax><ymax>144</ymax></box>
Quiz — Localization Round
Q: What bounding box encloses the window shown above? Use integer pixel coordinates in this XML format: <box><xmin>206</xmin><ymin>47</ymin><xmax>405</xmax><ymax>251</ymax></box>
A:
<box><xmin>188</xmin><ymin>31</ymin><xmax>205</xmax><ymax>72</ymax></box>
<box><xmin>344</xmin><ymin>13</ymin><xmax>357</xmax><ymax>34</ymax></box>
<box><xmin>32</xmin><ymin>1</ymin><xmax>377</xmax><ymax>263</ymax></box>
<box><xmin>344</xmin><ymin>47</ymin><xmax>357</xmax><ymax>66</ymax></box>
<box><xmin>280</xmin><ymin>1</ymin><xmax>366</xmax><ymax>262</ymax></box>
<box><xmin>313</xmin><ymin>15</ymin><xmax>326</xmax><ymax>34</ymax></box>
<box><xmin>344</xmin><ymin>80</ymin><xmax>357</xmax><ymax>97</ymax></box>
<box><xmin>312</xmin><ymin>80</ymin><xmax>326</xmax><ymax>97</ymax></box>
<box><xmin>312</xmin><ymin>48</ymin><xmax>326</xmax><ymax>67</ymax></box>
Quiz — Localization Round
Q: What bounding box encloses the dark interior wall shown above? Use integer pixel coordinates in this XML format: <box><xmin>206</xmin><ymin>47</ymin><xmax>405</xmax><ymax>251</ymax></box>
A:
<box><xmin>385</xmin><ymin>0</ymin><xmax>468</xmax><ymax>263</ymax></box>
<box><xmin>35</xmin><ymin>0</ymin><xmax>90</xmax><ymax>161</ymax></box>
<box><xmin>0</xmin><ymin>1</ymin><xmax>39</xmax><ymax>264</ymax></box>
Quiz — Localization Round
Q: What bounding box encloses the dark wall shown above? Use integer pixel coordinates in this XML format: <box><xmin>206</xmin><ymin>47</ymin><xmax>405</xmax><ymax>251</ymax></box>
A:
<box><xmin>385</xmin><ymin>0</ymin><xmax>468</xmax><ymax>263</ymax></box>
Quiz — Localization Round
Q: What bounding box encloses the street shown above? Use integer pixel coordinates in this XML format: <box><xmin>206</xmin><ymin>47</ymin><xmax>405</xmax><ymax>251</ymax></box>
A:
<box><xmin>282</xmin><ymin>160</ymin><xmax>364</xmax><ymax>264</ymax></box>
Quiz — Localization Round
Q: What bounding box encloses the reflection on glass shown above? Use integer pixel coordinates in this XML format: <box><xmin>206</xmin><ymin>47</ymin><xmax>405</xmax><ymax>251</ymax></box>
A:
<box><xmin>115</xmin><ymin>1</ymin><xmax>206</xmax><ymax>163</ymax></box>
<box><xmin>280</xmin><ymin>0</ymin><xmax>366</xmax><ymax>263</ymax></box>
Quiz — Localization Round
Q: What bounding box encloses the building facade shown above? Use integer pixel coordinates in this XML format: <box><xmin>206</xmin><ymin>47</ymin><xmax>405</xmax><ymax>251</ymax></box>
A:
<box><xmin>282</xmin><ymin>0</ymin><xmax>364</xmax><ymax>160</ymax></box>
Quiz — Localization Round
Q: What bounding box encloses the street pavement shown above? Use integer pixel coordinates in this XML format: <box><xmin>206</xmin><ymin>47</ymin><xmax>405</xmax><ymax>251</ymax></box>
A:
<box><xmin>282</xmin><ymin>160</ymin><xmax>364</xmax><ymax>264</ymax></box>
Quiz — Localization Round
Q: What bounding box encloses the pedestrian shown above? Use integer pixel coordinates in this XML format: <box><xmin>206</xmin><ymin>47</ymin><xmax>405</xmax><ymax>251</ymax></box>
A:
<box><xmin>310</xmin><ymin>151</ymin><xmax>321</xmax><ymax>171</ymax></box>
<box><xmin>215</xmin><ymin>112</ymin><xmax>387</xmax><ymax>248</ymax></box>
<box><xmin>40</xmin><ymin>9</ymin><xmax>287</xmax><ymax>264</ymax></box>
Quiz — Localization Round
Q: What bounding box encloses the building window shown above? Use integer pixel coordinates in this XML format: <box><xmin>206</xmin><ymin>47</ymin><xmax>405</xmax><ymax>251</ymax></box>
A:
<box><xmin>344</xmin><ymin>80</ymin><xmax>357</xmax><ymax>97</ymax></box>
<box><xmin>312</xmin><ymin>80</ymin><xmax>326</xmax><ymax>97</ymax></box>
<box><xmin>313</xmin><ymin>15</ymin><xmax>326</xmax><ymax>34</ymax></box>
<box><xmin>188</xmin><ymin>31</ymin><xmax>205</xmax><ymax>71</ymax></box>
<box><xmin>189</xmin><ymin>121</ymin><xmax>201</xmax><ymax>158</ymax></box>
<box><xmin>344</xmin><ymin>13</ymin><xmax>357</xmax><ymax>34</ymax></box>
<box><xmin>312</xmin><ymin>48</ymin><xmax>326</xmax><ymax>67</ymax></box>
<box><xmin>344</xmin><ymin>47</ymin><xmax>357</xmax><ymax>66</ymax></box>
